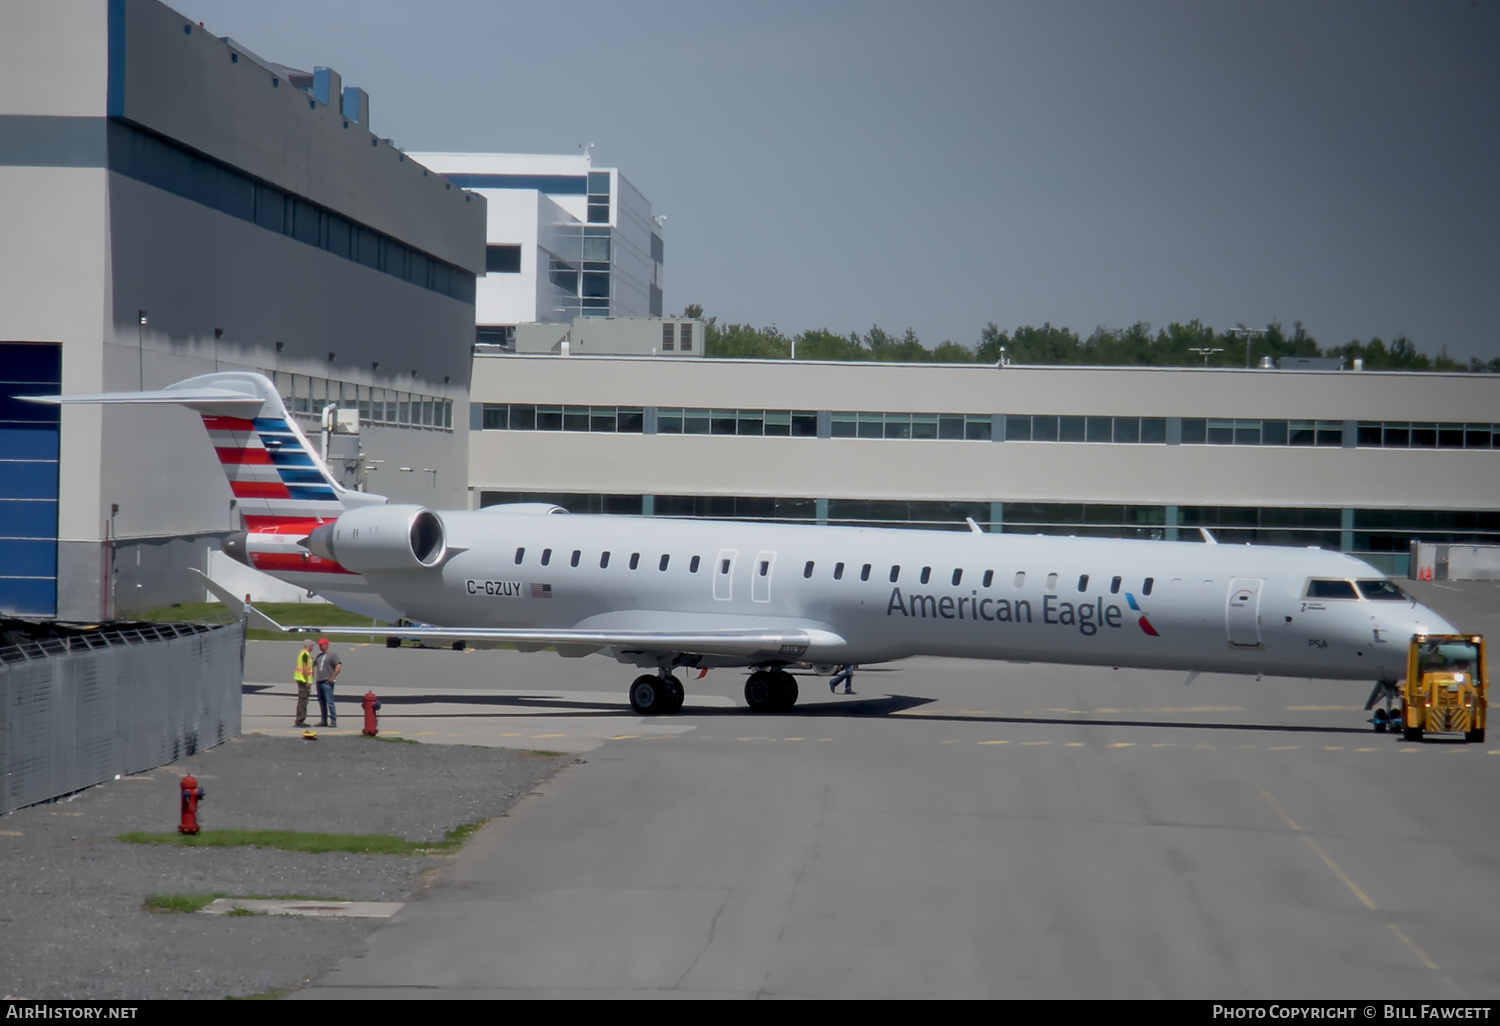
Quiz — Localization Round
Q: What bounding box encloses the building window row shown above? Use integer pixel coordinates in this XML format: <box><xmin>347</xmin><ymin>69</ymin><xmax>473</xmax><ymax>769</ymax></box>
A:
<box><xmin>480</xmin><ymin>404</ymin><xmax>643</xmax><ymax>433</ymax></box>
<box><xmin>108</xmin><ymin>122</ymin><xmax>475</xmax><ymax>305</ymax></box>
<box><xmin>833</xmin><ymin>412</ymin><xmax>994</xmax><ymax>441</ymax></box>
<box><xmin>272</xmin><ymin>371</ymin><xmax>453</xmax><ymax>431</ymax></box>
<box><xmin>658</xmin><ymin>408</ymin><xmax>817</xmax><ymax>436</ymax></box>
<box><xmin>470</xmin><ymin>406</ymin><xmax>1500</xmax><ymax>451</ymax></box>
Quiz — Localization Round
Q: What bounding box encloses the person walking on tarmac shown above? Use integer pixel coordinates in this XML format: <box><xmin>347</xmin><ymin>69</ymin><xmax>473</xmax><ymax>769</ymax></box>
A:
<box><xmin>314</xmin><ymin>638</ymin><xmax>343</xmax><ymax>728</ymax></box>
<box><xmin>293</xmin><ymin>639</ymin><xmax>315</xmax><ymax>727</ymax></box>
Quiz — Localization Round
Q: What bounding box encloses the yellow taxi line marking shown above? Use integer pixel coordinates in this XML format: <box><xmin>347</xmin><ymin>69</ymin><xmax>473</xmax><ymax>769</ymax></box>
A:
<box><xmin>1398</xmin><ymin>748</ymin><xmax>1421</xmax><ymax>753</ymax></box>
<box><xmin>1269</xmin><ymin>746</ymin><xmax>1300</xmax><ymax>751</ymax></box>
<box><xmin>1302</xmin><ymin>835</ymin><xmax>1378</xmax><ymax>911</ymax></box>
<box><xmin>1324</xmin><ymin>746</ymin><xmax>1344</xmax><ymax>751</ymax></box>
<box><xmin>1388</xmin><ymin>924</ymin><xmax>1439</xmax><ymax>972</ymax></box>
<box><xmin>1355</xmin><ymin>747</ymin><xmax>1381</xmax><ymax>752</ymax></box>
<box><xmin>611</xmin><ymin>735</ymin><xmax>639</xmax><ymax>740</ymax></box>
<box><xmin>1063</xmin><ymin>742</ymin><xmax>1085</xmax><ymax>747</ymax></box>
<box><xmin>1108</xmin><ymin>742</ymin><xmax>1134</xmax><ymax>748</ymax></box>
<box><xmin>784</xmin><ymin>738</ymin><xmax>804</xmax><ymax>741</ymax></box>
<box><xmin>978</xmin><ymin>740</ymin><xmax>1009</xmax><ymax>746</ymax></box>
<box><xmin>1019</xmin><ymin>741</ymin><xmax>1050</xmax><ymax>746</ymax></box>
<box><xmin>1151</xmin><ymin>743</ymin><xmax>1174</xmax><ymax>748</ymax></box>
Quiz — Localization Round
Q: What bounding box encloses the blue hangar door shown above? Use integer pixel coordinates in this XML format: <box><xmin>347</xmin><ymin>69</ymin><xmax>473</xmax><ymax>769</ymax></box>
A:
<box><xmin>0</xmin><ymin>343</ymin><xmax>61</xmax><ymax>616</ymax></box>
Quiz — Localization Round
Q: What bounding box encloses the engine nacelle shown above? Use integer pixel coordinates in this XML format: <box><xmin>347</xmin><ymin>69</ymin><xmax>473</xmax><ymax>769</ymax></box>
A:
<box><xmin>306</xmin><ymin>505</ymin><xmax>448</xmax><ymax>574</ymax></box>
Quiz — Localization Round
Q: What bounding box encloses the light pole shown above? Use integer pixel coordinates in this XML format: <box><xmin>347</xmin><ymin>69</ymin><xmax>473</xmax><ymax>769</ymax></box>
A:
<box><xmin>1229</xmin><ymin>326</ymin><xmax>1267</xmax><ymax>369</ymax></box>
<box><xmin>136</xmin><ymin>311</ymin><xmax>147</xmax><ymax>389</ymax></box>
<box><xmin>1188</xmin><ymin>346</ymin><xmax>1224</xmax><ymax>366</ymax></box>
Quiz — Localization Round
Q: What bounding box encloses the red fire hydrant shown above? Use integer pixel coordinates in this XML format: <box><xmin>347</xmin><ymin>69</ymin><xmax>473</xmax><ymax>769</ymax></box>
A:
<box><xmin>179</xmin><ymin>775</ymin><xmax>204</xmax><ymax>835</ymax></box>
<box><xmin>362</xmin><ymin>691</ymin><xmax>382</xmax><ymax>736</ymax></box>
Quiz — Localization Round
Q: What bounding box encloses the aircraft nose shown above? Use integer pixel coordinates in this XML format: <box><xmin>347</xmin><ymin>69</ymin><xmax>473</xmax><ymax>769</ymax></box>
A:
<box><xmin>1405</xmin><ymin>602</ymin><xmax>1458</xmax><ymax>638</ymax></box>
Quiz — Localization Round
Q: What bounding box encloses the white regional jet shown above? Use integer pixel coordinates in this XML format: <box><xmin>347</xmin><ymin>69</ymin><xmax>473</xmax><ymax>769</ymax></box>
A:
<box><xmin>29</xmin><ymin>371</ymin><xmax>1457</xmax><ymax>717</ymax></box>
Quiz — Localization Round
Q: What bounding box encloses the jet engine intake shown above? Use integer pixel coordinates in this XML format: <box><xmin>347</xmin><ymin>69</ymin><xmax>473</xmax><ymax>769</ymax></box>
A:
<box><xmin>305</xmin><ymin>505</ymin><xmax>448</xmax><ymax>573</ymax></box>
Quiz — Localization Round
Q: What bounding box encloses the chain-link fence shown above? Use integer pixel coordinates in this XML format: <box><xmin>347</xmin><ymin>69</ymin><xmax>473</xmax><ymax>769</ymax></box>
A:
<box><xmin>0</xmin><ymin>620</ymin><xmax>243</xmax><ymax>814</ymax></box>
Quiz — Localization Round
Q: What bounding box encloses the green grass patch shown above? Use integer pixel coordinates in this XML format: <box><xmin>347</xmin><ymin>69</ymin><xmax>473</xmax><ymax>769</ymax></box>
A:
<box><xmin>119</xmin><ymin>822</ymin><xmax>487</xmax><ymax>856</ymax></box>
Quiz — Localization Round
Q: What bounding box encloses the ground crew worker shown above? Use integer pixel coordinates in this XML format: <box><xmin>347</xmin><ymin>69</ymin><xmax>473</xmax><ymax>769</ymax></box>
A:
<box><xmin>314</xmin><ymin>637</ymin><xmax>343</xmax><ymax>727</ymax></box>
<box><xmin>293</xmin><ymin>639</ymin><xmax>315</xmax><ymax>727</ymax></box>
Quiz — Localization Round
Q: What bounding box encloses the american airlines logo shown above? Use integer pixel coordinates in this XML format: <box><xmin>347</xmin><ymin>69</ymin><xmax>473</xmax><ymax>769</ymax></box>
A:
<box><xmin>885</xmin><ymin>588</ymin><xmax>1161</xmax><ymax>638</ymax></box>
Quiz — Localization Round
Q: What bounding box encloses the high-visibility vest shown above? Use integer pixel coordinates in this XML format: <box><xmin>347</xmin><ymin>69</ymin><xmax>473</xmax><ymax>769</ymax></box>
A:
<box><xmin>295</xmin><ymin>649</ymin><xmax>315</xmax><ymax>684</ymax></box>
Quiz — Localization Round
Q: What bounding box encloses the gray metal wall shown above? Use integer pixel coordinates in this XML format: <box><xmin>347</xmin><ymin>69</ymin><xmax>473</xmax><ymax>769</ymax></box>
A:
<box><xmin>0</xmin><ymin>620</ymin><xmax>243</xmax><ymax>815</ymax></box>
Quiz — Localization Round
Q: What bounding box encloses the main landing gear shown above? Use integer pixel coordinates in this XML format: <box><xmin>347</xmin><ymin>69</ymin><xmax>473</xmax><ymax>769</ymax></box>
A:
<box><xmin>744</xmin><ymin>668</ymin><xmax>799</xmax><ymax>713</ymax></box>
<box><xmin>629</xmin><ymin>670</ymin><xmax>684</xmax><ymax>715</ymax></box>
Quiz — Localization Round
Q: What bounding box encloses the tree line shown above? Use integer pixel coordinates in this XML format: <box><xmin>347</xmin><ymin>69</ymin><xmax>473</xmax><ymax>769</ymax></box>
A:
<box><xmin>682</xmin><ymin>305</ymin><xmax>1498</xmax><ymax>372</ymax></box>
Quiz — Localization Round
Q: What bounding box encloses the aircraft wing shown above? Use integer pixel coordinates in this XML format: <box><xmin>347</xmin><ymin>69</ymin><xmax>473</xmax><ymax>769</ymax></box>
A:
<box><xmin>192</xmin><ymin>569</ymin><xmax>842</xmax><ymax>660</ymax></box>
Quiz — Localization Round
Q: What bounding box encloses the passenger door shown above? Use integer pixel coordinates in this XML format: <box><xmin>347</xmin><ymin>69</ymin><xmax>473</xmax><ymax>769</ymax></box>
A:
<box><xmin>1226</xmin><ymin>577</ymin><xmax>1264</xmax><ymax>647</ymax></box>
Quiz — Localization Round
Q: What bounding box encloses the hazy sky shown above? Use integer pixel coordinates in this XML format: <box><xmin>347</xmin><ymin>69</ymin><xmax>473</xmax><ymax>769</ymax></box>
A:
<box><xmin>170</xmin><ymin>0</ymin><xmax>1500</xmax><ymax>361</ymax></box>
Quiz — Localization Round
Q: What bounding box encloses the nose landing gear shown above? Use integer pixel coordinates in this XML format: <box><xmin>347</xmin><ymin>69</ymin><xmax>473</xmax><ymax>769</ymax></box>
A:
<box><xmin>1366</xmin><ymin>680</ymin><xmax>1400</xmax><ymax>734</ymax></box>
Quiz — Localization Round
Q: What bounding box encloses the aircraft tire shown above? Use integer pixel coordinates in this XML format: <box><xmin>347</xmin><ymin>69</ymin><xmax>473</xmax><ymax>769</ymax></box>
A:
<box><xmin>771</xmin><ymin>670</ymin><xmax>799</xmax><ymax>711</ymax></box>
<box><xmin>385</xmin><ymin>636</ymin><xmax>400</xmax><ymax>649</ymax></box>
<box><xmin>1373</xmin><ymin>710</ymin><xmax>1388</xmax><ymax>733</ymax></box>
<box><xmin>744</xmin><ymin>672</ymin><xmax>776</xmax><ymax>713</ymax></box>
<box><xmin>630</xmin><ymin>674</ymin><xmax>667</xmax><ymax>715</ymax></box>
<box><xmin>664</xmin><ymin>675</ymin><xmax>685</xmax><ymax>714</ymax></box>
<box><xmin>1402</xmin><ymin>725</ymin><xmax>1423</xmax><ymax>743</ymax></box>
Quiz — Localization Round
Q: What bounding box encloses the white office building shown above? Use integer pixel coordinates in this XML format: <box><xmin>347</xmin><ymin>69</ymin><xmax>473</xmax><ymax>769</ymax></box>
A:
<box><xmin>469</xmin><ymin>355</ymin><xmax>1500</xmax><ymax>578</ymax></box>
<box><xmin>0</xmin><ymin>0</ymin><xmax>485</xmax><ymax>618</ymax></box>
<box><xmin>406</xmin><ymin>152</ymin><xmax>665</xmax><ymax>348</ymax></box>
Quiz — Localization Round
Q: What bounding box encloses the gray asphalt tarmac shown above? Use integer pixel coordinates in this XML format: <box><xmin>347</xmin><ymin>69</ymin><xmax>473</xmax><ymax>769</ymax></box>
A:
<box><xmin>277</xmin><ymin>581</ymin><xmax>1497</xmax><ymax>1000</ymax></box>
<box><xmin>5</xmin><ymin>580</ymin><xmax>1497</xmax><ymax>999</ymax></box>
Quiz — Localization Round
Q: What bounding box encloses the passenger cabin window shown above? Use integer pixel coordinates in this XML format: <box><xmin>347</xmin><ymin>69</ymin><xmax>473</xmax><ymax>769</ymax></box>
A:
<box><xmin>920</xmin><ymin>567</ymin><xmax>931</xmax><ymax>585</ymax></box>
<box><xmin>1110</xmin><ymin>575</ymin><xmax>1121</xmax><ymax>594</ymax></box>
<box><xmin>1077</xmin><ymin>574</ymin><xmax>1089</xmax><ymax>592</ymax></box>
<box><xmin>541</xmin><ymin>548</ymin><xmax>552</xmax><ymax>566</ymax></box>
<box><xmin>834</xmin><ymin>562</ymin><xmax>845</xmax><ymax>580</ymax></box>
<box><xmin>1046</xmin><ymin>573</ymin><xmax>1058</xmax><ymax>591</ymax></box>
<box><xmin>689</xmin><ymin>556</ymin><xmax>701</xmax><ymax>573</ymax></box>
<box><xmin>890</xmin><ymin>565</ymin><xmax>901</xmax><ymax>583</ymax></box>
<box><xmin>659</xmin><ymin>554</ymin><xmax>670</xmax><ymax>571</ymax></box>
<box><xmin>1356</xmin><ymin>580</ymin><xmax>1406</xmax><ymax>600</ymax></box>
<box><xmin>1014</xmin><ymin>571</ymin><xmax>1025</xmax><ymax>589</ymax></box>
<box><xmin>804</xmin><ymin>561</ymin><xmax>815</xmax><ymax>579</ymax></box>
<box><xmin>720</xmin><ymin>559</ymin><xmax>731</xmax><ymax>574</ymax></box>
<box><xmin>600</xmin><ymin>552</ymin><xmax>611</xmax><ymax>569</ymax></box>
<box><xmin>629</xmin><ymin>553</ymin><xmax>640</xmax><ymax>570</ymax></box>
<box><xmin>514</xmin><ymin>547</ymin><xmax>525</xmax><ymax>565</ymax></box>
<box><xmin>1143</xmin><ymin>577</ymin><xmax>1154</xmax><ymax>596</ymax></box>
<box><xmin>1306</xmin><ymin>579</ymin><xmax>1358</xmax><ymax>600</ymax></box>
<box><xmin>861</xmin><ymin>563</ymin><xmax>872</xmax><ymax>582</ymax></box>
<box><xmin>952</xmin><ymin>569</ymin><xmax>963</xmax><ymax>586</ymax></box>
<box><xmin>982</xmin><ymin>570</ymin><xmax>994</xmax><ymax>588</ymax></box>
<box><xmin>759</xmin><ymin>560</ymin><xmax>770</xmax><ymax>576</ymax></box>
<box><xmin>570</xmin><ymin>550</ymin><xmax>581</xmax><ymax>568</ymax></box>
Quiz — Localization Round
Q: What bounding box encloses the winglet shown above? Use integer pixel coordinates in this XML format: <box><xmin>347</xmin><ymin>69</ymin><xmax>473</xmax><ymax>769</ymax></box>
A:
<box><xmin>965</xmin><ymin>517</ymin><xmax>984</xmax><ymax>535</ymax></box>
<box><xmin>1199</xmin><ymin>528</ymin><xmax>1218</xmax><ymax>545</ymax></box>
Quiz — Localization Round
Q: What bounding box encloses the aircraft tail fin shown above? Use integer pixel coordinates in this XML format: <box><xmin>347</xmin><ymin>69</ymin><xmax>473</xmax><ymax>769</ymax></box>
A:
<box><xmin>24</xmin><ymin>372</ymin><xmax>383</xmax><ymax>524</ymax></box>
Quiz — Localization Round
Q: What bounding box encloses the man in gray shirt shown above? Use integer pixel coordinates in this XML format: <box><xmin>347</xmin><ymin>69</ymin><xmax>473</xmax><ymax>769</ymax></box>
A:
<box><xmin>314</xmin><ymin>638</ymin><xmax>343</xmax><ymax>728</ymax></box>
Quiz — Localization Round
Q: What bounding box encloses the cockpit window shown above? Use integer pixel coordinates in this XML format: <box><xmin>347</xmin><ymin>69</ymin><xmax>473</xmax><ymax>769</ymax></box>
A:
<box><xmin>1356</xmin><ymin>579</ymin><xmax>1408</xmax><ymax>601</ymax></box>
<box><xmin>1305</xmin><ymin>579</ymin><xmax>1357</xmax><ymax>599</ymax></box>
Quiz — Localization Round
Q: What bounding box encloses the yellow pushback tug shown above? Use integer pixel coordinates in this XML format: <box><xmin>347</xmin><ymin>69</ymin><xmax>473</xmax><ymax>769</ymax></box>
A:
<box><xmin>1394</xmin><ymin>635</ymin><xmax>1487</xmax><ymax>743</ymax></box>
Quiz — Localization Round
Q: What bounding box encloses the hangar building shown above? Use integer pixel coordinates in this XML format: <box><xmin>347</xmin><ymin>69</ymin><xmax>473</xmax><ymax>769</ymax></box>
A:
<box><xmin>0</xmin><ymin>0</ymin><xmax>485</xmax><ymax>619</ymax></box>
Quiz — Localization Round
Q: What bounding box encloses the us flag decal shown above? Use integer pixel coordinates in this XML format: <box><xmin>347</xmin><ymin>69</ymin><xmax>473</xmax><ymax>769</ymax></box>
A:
<box><xmin>531</xmin><ymin>583</ymin><xmax>553</xmax><ymax>599</ymax></box>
